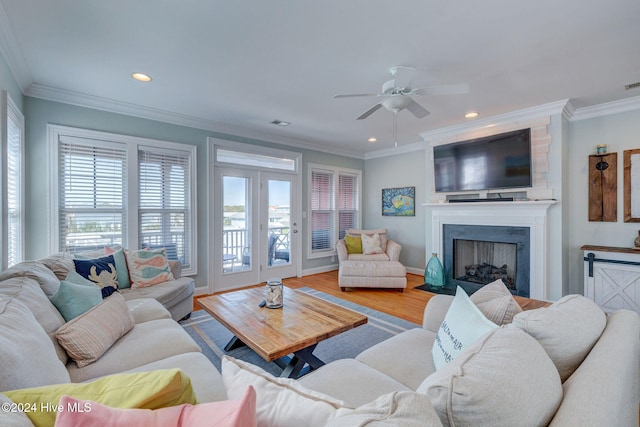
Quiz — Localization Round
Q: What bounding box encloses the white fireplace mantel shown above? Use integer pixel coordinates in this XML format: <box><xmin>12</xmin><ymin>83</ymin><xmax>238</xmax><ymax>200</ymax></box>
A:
<box><xmin>424</xmin><ymin>200</ymin><xmax>556</xmax><ymax>300</ymax></box>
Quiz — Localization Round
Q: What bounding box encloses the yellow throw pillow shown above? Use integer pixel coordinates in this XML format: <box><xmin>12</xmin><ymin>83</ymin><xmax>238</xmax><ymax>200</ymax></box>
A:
<box><xmin>344</xmin><ymin>235</ymin><xmax>363</xmax><ymax>254</ymax></box>
<box><xmin>4</xmin><ymin>369</ymin><xmax>196</xmax><ymax>427</ymax></box>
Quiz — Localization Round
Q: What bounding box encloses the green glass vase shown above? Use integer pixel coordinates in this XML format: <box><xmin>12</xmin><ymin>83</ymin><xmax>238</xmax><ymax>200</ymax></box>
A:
<box><xmin>425</xmin><ymin>253</ymin><xmax>445</xmax><ymax>289</ymax></box>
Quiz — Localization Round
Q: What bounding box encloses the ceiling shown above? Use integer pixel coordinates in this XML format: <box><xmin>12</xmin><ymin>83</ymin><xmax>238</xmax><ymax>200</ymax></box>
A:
<box><xmin>1</xmin><ymin>0</ymin><xmax>639</xmax><ymax>157</ymax></box>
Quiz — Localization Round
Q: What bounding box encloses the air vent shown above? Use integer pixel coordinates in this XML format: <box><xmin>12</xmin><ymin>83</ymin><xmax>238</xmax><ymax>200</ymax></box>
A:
<box><xmin>624</xmin><ymin>82</ymin><xmax>640</xmax><ymax>90</ymax></box>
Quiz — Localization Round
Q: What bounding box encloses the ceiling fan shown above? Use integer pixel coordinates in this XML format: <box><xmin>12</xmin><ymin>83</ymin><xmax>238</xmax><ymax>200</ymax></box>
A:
<box><xmin>334</xmin><ymin>66</ymin><xmax>469</xmax><ymax>121</ymax></box>
<box><xmin>334</xmin><ymin>66</ymin><xmax>469</xmax><ymax>147</ymax></box>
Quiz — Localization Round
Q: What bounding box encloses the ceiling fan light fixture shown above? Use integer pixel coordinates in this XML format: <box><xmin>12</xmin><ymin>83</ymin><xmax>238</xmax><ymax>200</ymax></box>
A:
<box><xmin>270</xmin><ymin>119</ymin><xmax>290</xmax><ymax>127</ymax></box>
<box><xmin>132</xmin><ymin>72</ymin><xmax>152</xmax><ymax>82</ymax></box>
<box><xmin>465</xmin><ymin>111</ymin><xmax>479</xmax><ymax>119</ymax></box>
<box><xmin>368</xmin><ymin>137</ymin><xmax>377</xmax><ymax>143</ymax></box>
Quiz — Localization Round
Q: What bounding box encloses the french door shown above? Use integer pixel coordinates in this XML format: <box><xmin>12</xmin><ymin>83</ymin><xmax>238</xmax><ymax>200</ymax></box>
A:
<box><xmin>213</xmin><ymin>167</ymin><xmax>298</xmax><ymax>292</ymax></box>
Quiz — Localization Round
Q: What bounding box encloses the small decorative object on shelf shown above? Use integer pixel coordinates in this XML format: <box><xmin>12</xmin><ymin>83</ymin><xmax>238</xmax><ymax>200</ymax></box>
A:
<box><xmin>596</xmin><ymin>144</ymin><xmax>607</xmax><ymax>155</ymax></box>
<box><xmin>265</xmin><ymin>279</ymin><xmax>283</xmax><ymax>308</ymax></box>
<box><xmin>634</xmin><ymin>230</ymin><xmax>640</xmax><ymax>248</ymax></box>
<box><xmin>424</xmin><ymin>253</ymin><xmax>445</xmax><ymax>289</ymax></box>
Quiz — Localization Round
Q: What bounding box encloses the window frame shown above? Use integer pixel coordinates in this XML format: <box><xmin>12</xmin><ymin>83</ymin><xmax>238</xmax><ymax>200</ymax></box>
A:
<box><xmin>1</xmin><ymin>91</ymin><xmax>25</xmax><ymax>269</ymax></box>
<box><xmin>48</xmin><ymin>125</ymin><xmax>198</xmax><ymax>275</ymax></box>
<box><xmin>307</xmin><ymin>163</ymin><xmax>362</xmax><ymax>259</ymax></box>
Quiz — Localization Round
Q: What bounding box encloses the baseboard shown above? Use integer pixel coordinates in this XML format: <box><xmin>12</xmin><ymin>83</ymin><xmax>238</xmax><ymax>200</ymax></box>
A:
<box><xmin>405</xmin><ymin>266</ymin><xmax>424</xmax><ymax>276</ymax></box>
<box><xmin>302</xmin><ymin>264</ymin><xmax>339</xmax><ymax>277</ymax></box>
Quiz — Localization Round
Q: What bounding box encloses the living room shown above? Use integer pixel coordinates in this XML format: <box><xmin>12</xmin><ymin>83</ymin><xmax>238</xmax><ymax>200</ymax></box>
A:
<box><xmin>1</xmin><ymin>1</ymin><xmax>640</xmax><ymax>425</ymax></box>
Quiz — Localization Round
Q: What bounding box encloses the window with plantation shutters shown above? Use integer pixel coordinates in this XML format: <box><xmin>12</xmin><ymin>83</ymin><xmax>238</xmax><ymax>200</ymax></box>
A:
<box><xmin>50</xmin><ymin>126</ymin><xmax>197</xmax><ymax>275</ymax></box>
<box><xmin>139</xmin><ymin>147</ymin><xmax>192</xmax><ymax>268</ymax></box>
<box><xmin>58</xmin><ymin>138</ymin><xmax>127</xmax><ymax>253</ymax></box>
<box><xmin>308</xmin><ymin>164</ymin><xmax>361</xmax><ymax>258</ymax></box>
<box><xmin>2</xmin><ymin>92</ymin><xmax>24</xmax><ymax>269</ymax></box>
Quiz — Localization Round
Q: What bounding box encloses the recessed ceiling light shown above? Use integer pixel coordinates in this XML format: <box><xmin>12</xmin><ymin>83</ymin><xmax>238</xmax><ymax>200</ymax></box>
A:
<box><xmin>270</xmin><ymin>119</ymin><xmax>290</xmax><ymax>127</ymax></box>
<box><xmin>368</xmin><ymin>137</ymin><xmax>377</xmax><ymax>143</ymax></box>
<box><xmin>465</xmin><ymin>111</ymin><xmax>479</xmax><ymax>119</ymax></box>
<box><xmin>132</xmin><ymin>72</ymin><xmax>152</xmax><ymax>82</ymax></box>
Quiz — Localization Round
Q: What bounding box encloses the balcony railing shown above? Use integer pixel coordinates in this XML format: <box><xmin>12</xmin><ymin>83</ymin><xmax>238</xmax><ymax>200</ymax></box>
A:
<box><xmin>223</xmin><ymin>227</ymin><xmax>289</xmax><ymax>270</ymax></box>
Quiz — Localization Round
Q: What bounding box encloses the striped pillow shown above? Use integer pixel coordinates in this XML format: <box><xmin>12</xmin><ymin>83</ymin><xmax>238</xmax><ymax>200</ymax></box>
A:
<box><xmin>470</xmin><ymin>279</ymin><xmax>522</xmax><ymax>325</ymax></box>
<box><xmin>125</xmin><ymin>248</ymin><xmax>175</xmax><ymax>288</ymax></box>
<box><xmin>56</xmin><ymin>292</ymin><xmax>134</xmax><ymax>367</ymax></box>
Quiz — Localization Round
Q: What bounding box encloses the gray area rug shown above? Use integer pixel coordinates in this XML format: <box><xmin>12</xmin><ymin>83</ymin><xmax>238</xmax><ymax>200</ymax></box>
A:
<box><xmin>180</xmin><ymin>287</ymin><xmax>418</xmax><ymax>377</ymax></box>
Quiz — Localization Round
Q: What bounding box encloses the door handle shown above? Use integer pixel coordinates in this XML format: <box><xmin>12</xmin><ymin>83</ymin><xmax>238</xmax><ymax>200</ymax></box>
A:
<box><xmin>293</xmin><ymin>230</ymin><xmax>298</xmax><ymax>233</ymax></box>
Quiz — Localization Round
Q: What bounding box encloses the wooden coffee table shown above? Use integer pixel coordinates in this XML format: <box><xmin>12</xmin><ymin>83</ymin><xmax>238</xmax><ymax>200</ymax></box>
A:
<box><xmin>197</xmin><ymin>287</ymin><xmax>368</xmax><ymax>378</ymax></box>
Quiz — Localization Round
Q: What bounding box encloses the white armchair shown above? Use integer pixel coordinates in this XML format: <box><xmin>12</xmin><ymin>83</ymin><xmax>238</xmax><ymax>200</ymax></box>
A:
<box><xmin>336</xmin><ymin>228</ymin><xmax>406</xmax><ymax>291</ymax></box>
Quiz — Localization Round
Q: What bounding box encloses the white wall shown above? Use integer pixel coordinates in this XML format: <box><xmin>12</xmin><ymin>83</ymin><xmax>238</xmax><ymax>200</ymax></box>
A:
<box><xmin>567</xmin><ymin>108</ymin><xmax>640</xmax><ymax>294</ymax></box>
<box><xmin>363</xmin><ymin>148</ymin><xmax>426</xmax><ymax>274</ymax></box>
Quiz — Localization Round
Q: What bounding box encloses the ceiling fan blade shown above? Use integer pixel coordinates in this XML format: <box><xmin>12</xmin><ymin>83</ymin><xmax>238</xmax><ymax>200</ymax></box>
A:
<box><xmin>412</xmin><ymin>83</ymin><xmax>470</xmax><ymax>96</ymax></box>
<box><xmin>356</xmin><ymin>103</ymin><xmax>383</xmax><ymax>120</ymax></box>
<box><xmin>391</xmin><ymin>66</ymin><xmax>416</xmax><ymax>91</ymax></box>
<box><xmin>406</xmin><ymin>99</ymin><xmax>430</xmax><ymax>119</ymax></box>
<box><xmin>333</xmin><ymin>93</ymin><xmax>379</xmax><ymax>99</ymax></box>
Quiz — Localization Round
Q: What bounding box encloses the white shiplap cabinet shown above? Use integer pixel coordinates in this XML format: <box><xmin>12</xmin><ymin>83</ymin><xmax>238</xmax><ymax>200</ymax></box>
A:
<box><xmin>582</xmin><ymin>246</ymin><xmax>640</xmax><ymax>314</ymax></box>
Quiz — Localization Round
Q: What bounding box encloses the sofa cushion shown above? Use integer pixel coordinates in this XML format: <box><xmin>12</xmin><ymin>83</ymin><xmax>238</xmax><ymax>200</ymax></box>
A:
<box><xmin>298</xmin><ymin>359</ymin><xmax>411</xmax><ymax>408</ymax></box>
<box><xmin>0</xmin><ymin>272</ymin><xmax>68</xmax><ymax>364</ymax></box>
<box><xmin>511</xmin><ymin>294</ymin><xmax>606</xmax><ymax>382</ymax></box>
<box><xmin>344</xmin><ymin>234</ymin><xmax>362</xmax><ymax>254</ymax></box>
<box><xmin>121</xmin><ymin>352</ymin><xmax>228</xmax><ymax>403</ymax></box>
<box><xmin>125</xmin><ymin>248</ymin><xmax>175</xmax><ymax>288</ymax></box>
<box><xmin>361</xmin><ymin>233</ymin><xmax>384</xmax><ymax>255</ymax></box>
<box><xmin>49</xmin><ymin>278</ymin><xmax>103</xmax><ymax>321</ymax></box>
<box><xmin>126</xmin><ymin>298</ymin><xmax>172</xmax><ymax>323</ymax></box>
<box><xmin>222</xmin><ymin>356</ymin><xmax>352</xmax><ymax>427</ymax></box>
<box><xmin>470</xmin><ymin>279</ymin><xmax>522</xmax><ymax>325</ymax></box>
<box><xmin>339</xmin><ymin>260</ymin><xmax>405</xmax><ymax>278</ymax></box>
<box><xmin>418</xmin><ymin>326</ymin><xmax>563</xmax><ymax>427</ymax></box>
<box><xmin>0</xmin><ymin>392</ymin><xmax>33</xmax><ymax>426</ymax></box>
<box><xmin>431</xmin><ymin>286</ymin><xmax>497</xmax><ymax>370</ymax></box>
<box><xmin>56</xmin><ymin>292</ymin><xmax>135</xmax><ymax>367</ymax></box>
<box><xmin>4</xmin><ymin>369</ymin><xmax>196</xmax><ymax>427</ymax></box>
<box><xmin>0</xmin><ymin>298</ymin><xmax>70</xmax><ymax>392</ymax></box>
<box><xmin>66</xmin><ymin>317</ymin><xmax>201</xmax><ymax>382</ymax></box>
<box><xmin>55</xmin><ymin>388</ymin><xmax>256</xmax><ymax>427</ymax></box>
<box><xmin>0</xmin><ymin>261</ymin><xmax>62</xmax><ymax>297</ymax></box>
<box><xmin>73</xmin><ymin>255</ymin><xmax>120</xmax><ymax>297</ymax></box>
<box><xmin>356</xmin><ymin>328</ymin><xmax>437</xmax><ymax>390</ymax></box>
<box><xmin>120</xmin><ymin>277</ymin><xmax>194</xmax><ymax>308</ymax></box>
<box><xmin>346</xmin><ymin>253</ymin><xmax>390</xmax><ymax>262</ymax></box>
<box><xmin>38</xmin><ymin>252</ymin><xmax>75</xmax><ymax>280</ymax></box>
<box><xmin>326</xmin><ymin>391</ymin><xmax>443</xmax><ymax>427</ymax></box>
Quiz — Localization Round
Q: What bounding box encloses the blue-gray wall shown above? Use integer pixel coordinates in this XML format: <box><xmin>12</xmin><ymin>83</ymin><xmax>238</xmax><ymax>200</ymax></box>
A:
<box><xmin>23</xmin><ymin>97</ymin><xmax>363</xmax><ymax>288</ymax></box>
<box><xmin>0</xmin><ymin>50</ymin><xmax>22</xmax><ymax>110</ymax></box>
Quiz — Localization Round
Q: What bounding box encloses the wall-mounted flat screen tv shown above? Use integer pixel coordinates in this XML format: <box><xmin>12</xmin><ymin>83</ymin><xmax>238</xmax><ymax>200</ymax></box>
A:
<box><xmin>434</xmin><ymin>128</ymin><xmax>532</xmax><ymax>193</ymax></box>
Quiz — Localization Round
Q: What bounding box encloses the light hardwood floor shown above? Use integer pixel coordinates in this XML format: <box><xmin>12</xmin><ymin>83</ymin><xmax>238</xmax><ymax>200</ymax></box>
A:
<box><xmin>195</xmin><ymin>271</ymin><xmax>551</xmax><ymax>325</ymax></box>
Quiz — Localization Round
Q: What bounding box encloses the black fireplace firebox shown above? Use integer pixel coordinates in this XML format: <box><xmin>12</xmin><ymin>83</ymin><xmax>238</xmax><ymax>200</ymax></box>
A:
<box><xmin>442</xmin><ymin>224</ymin><xmax>530</xmax><ymax>297</ymax></box>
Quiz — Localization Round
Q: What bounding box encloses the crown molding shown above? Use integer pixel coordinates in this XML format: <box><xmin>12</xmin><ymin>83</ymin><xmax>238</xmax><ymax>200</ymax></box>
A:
<box><xmin>25</xmin><ymin>83</ymin><xmax>365</xmax><ymax>160</ymax></box>
<box><xmin>419</xmin><ymin>99</ymin><xmax>570</xmax><ymax>142</ymax></box>
<box><xmin>0</xmin><ymin>3</ymin><xmax>31</xmax><ymax>90</ymax></box>
<box><xmin>571</xmin><ymin>95</ymin><xmax>640</xmax><ymax>121</ymax></box>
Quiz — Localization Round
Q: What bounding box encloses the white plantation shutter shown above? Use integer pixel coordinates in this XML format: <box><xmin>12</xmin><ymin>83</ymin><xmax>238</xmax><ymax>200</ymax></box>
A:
<box><xmin>138</xmin><ymin>147</ymin><xmax>192</xmax><ymax>268</ymax></box>
<box><xmin>6</xmin><ymin>114</ymin><xmax>22</xmax><ymax>266</ymax></box>
<box><xmin>58</xmin><ymin>139</ymin><xmax>127</xmax><ymax>253</ymax></box>
<box><xmin>338</xmin><ymin>173</ymin><xmax>359</xmax><ymax>239</ymax></box>
<box><xmin>310</xmin><ymin>169</ymin><xmax>335</xmax><ymax>252</ymax></box>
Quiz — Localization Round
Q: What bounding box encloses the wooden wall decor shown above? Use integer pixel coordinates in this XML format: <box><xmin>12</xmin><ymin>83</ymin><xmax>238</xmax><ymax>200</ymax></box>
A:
<box><xmin>624</xmin><ymin>148</ymin><xmax>640</xmax><ymax>222</ymax></box>
<box><xmin>588</xmin><ymin>153</ymin><xmax>617</xmax><ymax>222</ymax></box>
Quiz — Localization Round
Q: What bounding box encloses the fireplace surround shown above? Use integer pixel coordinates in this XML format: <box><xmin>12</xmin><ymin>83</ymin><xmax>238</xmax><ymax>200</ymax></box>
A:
<box><xmin>426</xmin><ymin>200</ymin><xmax>555</xmax><ymax>300</ymax></box>
<box><xmin>444</xmin><ymin>224</ymin><xmax>530</xmax><ymax>297</ymax></box>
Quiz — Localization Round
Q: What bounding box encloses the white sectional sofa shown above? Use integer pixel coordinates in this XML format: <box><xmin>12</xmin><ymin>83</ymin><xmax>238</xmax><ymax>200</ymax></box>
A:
<box><xmin>0</xmin><ymin>257</ymin><xmax>226</xmax><ymax>426</ymax></box>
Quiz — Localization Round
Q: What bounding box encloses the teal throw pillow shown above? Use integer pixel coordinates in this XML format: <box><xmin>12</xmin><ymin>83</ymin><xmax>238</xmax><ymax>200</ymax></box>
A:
<box><xmin>50</xmin><ymin>279</ymin><xmax>103</xmax><ymax>321</ymax></box>
<box><xmin>105</xmin><ymin>247</ymin><xmax>131</xmax><ymax>289</ymax></box>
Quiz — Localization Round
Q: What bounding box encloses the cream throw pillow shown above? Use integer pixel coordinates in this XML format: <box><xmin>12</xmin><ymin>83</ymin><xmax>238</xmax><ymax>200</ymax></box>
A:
<box><xmin>221</xmin><ymin>356</ymin><xmax>352</xmax><ymax>427</ymax></box>
<box><xmin>326</xmin><ymin>391</ymin><xmax>443</xmax><ymax>427</ymax></box>
<box><xmin>511</xmin><ymin>294</ymin><xmax>606</xmax><ymax>382</ymax></box>
<box><xmin>470</xmin><ymin>279</ymin><xmax>522</xmax><ymax>325</ymax></box>
<box><xmin>431</xmin><ymin>286</ymin><xmax>498</xmax><ymax>370</ymax></box>
<box><xmin>56</xmin><ymin>292</ymin><xmax>134</xmax><ymax>367</ymax></box>
<box><xmin>361</xmin><ymin>233</ymin><xmax>384</xmax><ymax>255</ymax></box>
<box><xmin>419</xmin><ymin>326</ymin><xmax>563</xmax><ymax>427</ymax></box>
